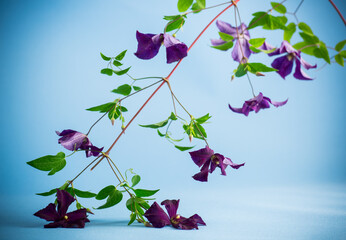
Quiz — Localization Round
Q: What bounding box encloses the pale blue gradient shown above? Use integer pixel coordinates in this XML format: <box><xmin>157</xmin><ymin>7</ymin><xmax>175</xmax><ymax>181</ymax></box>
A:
<box><xmin>0</xmin><ymin>0</ymin><xmax>345</xmax><ymax>239</ymax></box>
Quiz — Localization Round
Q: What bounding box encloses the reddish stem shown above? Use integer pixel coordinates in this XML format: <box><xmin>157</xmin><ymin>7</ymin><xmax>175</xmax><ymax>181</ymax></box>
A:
<box><xmin>104</xmin><ymin>0</ymin><xmax>239</xmax><ymax>155</ymax></box>
<box><xmin>328</xmin><ymin>0</ymin><xmax>346</xmax><ymax>26</ymax></box>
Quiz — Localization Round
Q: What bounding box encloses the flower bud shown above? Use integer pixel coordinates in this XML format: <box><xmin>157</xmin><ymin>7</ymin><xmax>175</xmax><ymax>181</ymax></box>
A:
<box><xmin>189</xmin><ymin>134</ymin><xmax>193</xmax><ymax>142</ymax></box>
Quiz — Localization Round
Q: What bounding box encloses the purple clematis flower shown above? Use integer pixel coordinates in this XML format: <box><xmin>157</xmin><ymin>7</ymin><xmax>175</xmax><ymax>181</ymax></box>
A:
<box><xmin>134</xmin><ymin>31</ymin><xmax>188</xmax><ymax>64</ymax></box>
<box><xmin>229</xmin><ymin>92</ymin><xmax>288</xmax><ymax>116</ymax></box>
<box><xmin>34</xmin><ymin>189</ymin><xmax>90</xmax><ymax>228</ymax></box>
<box><xmin>56</xmin><ymin>129</ymin><xmax>103</xmax><ymax>157</ymax></box>
<box><xmin>144</xmin><ymin>199</ymin><xmax>206</xmax><ymax>230</ymax></box>
<box><xmin>269</xmin><ymin>40</ymin><xmax>317</xmax><ymax>80</ymax></box>
<box><xmin>189</xmin><ymin>146</ymin><xmax>245</xmax><ymax>182</ymax></box>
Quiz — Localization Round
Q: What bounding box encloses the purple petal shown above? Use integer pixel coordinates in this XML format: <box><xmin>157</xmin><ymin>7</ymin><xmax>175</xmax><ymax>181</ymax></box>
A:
<box><xmin>271</xmin><ymin>55</ymin><xmax>294</xmax><ymax>79</ymax></box>
<box><xmin>299</xmin><ymin>57</ymin><xmax>317</xmax><ymax>70</ymax></box>
<box><xmin>34</xmin><ymin>203</ymin><xmax>59</xmax><ymax>222</ymax></box>
<box><xmin>44</xmin><ymin>221</ymin><xmax>64</xmax><ymax>228</ymax></box>
<box><xmin>216</xmin><ymin>20</ymin><xmax>238</xmax><ymax>37</ymax></box>
<box><xmin>57</xmin><ymin>130</ymin><xmax>87</xmax><ymax>152</ymax></box>
<box><xmin>293</xmin><ymin>58</ymin><xmax>314</xmax><ymax>80</ymax></box>
<box><xmin>134</xmin><ymin>31</ymin><xmax>163</xmax><ymax>60</ymax></box>
<box><xmin>211</xmin><ymin>39</ymin><xmax>226</xmax><ymax>46</ymax></box>
<box><xmin>192</xmin><ymin>159</ymin><xmax>211</xmax><ymax>182</ymax></box>
<box><xmin>224</xmin><ymin>157</ymin><xmax>245</xmax><ymax>169</ymax></box>
<box><xmin>64</xmin><ymin>219</ymin><xmax>89</xmax><ymax>228</ymax></box>
<box><xmin>161</xmin><ymin>200</ymin><xmax>179</xmax><ymax>219</ymax></box>
<box><xmin>190</xmin><ymin>214</ymin><xmax>206</xmax><ymax>226</ymax></box>
<box><xmin>210</xmin><ymin>153</ymin><xmax>225</xmax><ymax>175</ymax></box>
<box><xmin>56</xmin><ymin>189</ymin><xmax>75</xmax><ymax>217</ymax></box>
<box><xmin>66</xmin><ymin>209</ymin><xmax>88</xmax><ymax>222</ymax></box>
<box><xmin>268</xmin><ymin>40</ymin><xmax>297</xmax><ymax>56</ymax></box>
<box><xmin>258</xmin><ymin>41</ymin><xmax>274</xmax><ymax>51</ymax></box>
<box><xmin>189</xmin><ymin>146</ymin><xmax>214</xmax><ymax>167</ymax></box>
<box><xmin>228</xmin><ymin>104</ymin><xmax>244</xmax><ymax>114</ymax></box>
<box><xmin>232</xmin><ymin>39</ymin><xmax>251</xmax><ymax>63</ymax></box>
<box><xmin>263</xmin><ymin>96</ymin><xmax>288</xmax><ymax>107</ymax></box>
<box><xmin>176</xmin><ymin>217</ymin><xmax>199</xmax><ymax>230</ymax></box>
<box><xmin>163</xmin><ymin>34</ymin><xmax>188</xmax><ymax>64</ymax></box>
<box><xmin>144</xmin><ymin>202</ymin><xmax>170</xmax><ymax>228</ymax></box>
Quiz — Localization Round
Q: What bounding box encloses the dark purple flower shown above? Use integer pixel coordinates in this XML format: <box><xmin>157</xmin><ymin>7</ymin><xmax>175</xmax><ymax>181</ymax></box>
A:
<box><xmin>134</xmin><ymin>31</ymin><xmax>188</xmax><ymax>64</ymax></box>
<box><xmin>144</xmin><ymin>199</ymin><xmax>206</xmax><ymax>230</ymax></box>
<box><xmin>34</xmin><ymin>189</ymin><xmax>90</xmax><ymax>228</ymax></box>
<box><xmin>269</xmin><ymin>40</ymin><xmax>317</xmax><ymax>80</ymax></box>
<box><xmin>229</xmin><ymin>92</ymin><xmax>288</xmax><ymax>116</ymax></box>
<box><xmin>189</xmin><ymin>146</ymin><xmax>245</xmax><ymax>182</ymax></box>
<box><xmin>56</xmin><ymin>129</ymin><xmax>103</xmax><ymax>157</ymax></box>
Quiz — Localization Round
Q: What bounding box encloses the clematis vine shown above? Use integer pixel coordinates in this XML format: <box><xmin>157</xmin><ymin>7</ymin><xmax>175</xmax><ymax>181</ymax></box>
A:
<box><xmin>189</xmin><ymin>146</ymin><xmax>245</xmax><ymax>182</ymax></box>
<box><xmin>56</xmin><ymin>129</ymin><xmax>103</xmax><ymax>157</ymax></box>
<box><xmin>229</xmin><ymin>92</ymin><xmax>288</xmax><ymax>116</ymax></box>
<box><xmin>34</xmin><ymin>189</ymin><xmax>90</xmax><ymax>228</ymax></box>
<box><xmin>134</xmin><ymin>31</ymin><xmax>188</xmax><ymax>64</ymax></box>
<box><xmin>269</xmin><ymin>40</ymin><xmax>317</xmax><ymax>80</ymax></box>
<box><xmin>144</xmin><ymin>199</ymin><xmax>206</xmax><ymax>230</ymax></box>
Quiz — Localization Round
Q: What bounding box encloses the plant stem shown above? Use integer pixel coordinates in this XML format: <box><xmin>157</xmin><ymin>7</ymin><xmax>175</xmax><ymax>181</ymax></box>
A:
<box><xmin>294</xmin><ymin>0</ymin><xmax>304</xmax><ymax>14</ymax></box>
<box><xmin>328</xmin><ymin>0</ymin><xmax>346</xmax><ymax>25</ymax></box>
<box><xmin>69</xmin><ymin>155</ymin><xmax>102</xmax><ymax>184</ymax></box>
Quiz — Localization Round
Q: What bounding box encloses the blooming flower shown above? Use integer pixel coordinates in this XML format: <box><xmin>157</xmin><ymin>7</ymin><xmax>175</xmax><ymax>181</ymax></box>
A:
<box><xmin>144</xmin><ymin>199</ymin><xmax>206</xmax><ymax>230</ymax></box>
<box><xmin>34</xmin><ymin>189</ymin><xmax>90</xmax><ymax>228</ymax></box>
<box><xmin>228</xmin><ymin>92</ymin><xmax>288</xmax><ymax>116</ymax></box>
<box><xmin>134</xmin><ymin>31</ymin><xmax>188</xmax><ymax>64</ymax></box>
<box><xmin>189</xmin><ymin>146</ymin><xmax>245</xmax><ymax>182</ymax></box>
<box><xmin>56</xmin><ymin>129</ymin><xmax>103</xmax><ymax>157</ymax></box>
<box><xmin>269</xmin><ymin>40</ymin><xmax>317</xmax><ymax>80</ymax></box>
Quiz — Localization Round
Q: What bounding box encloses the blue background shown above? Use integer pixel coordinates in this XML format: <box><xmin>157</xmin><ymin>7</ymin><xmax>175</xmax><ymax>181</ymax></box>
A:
<box><xmin>0</xmin><ymin>0</ymin><xmax>345</xmax><ymax>239</ymax></box>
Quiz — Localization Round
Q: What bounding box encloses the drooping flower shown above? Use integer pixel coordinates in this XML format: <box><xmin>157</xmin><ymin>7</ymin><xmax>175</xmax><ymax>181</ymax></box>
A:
<box><xmin>56</xmin><ymin>129</ymin><xmax>103</xmax><ymax>157</ymax></box>
<box><xmin>269</xmin><ymin>40</ymin><xmax>317</xmax><ymax>80</ymax></box>
<box><xmin>144</xmin><ymin>199</ymin><xmax>206</xmax><ymax>230</ymax></box>
<box><xmin>134</xmin><ymin>31</ymin><xmax>188</xmax><ymax>64</ymax></box>
<box><xmin>228</xmin><ymin>92</ymin><xmax>288</xmax><ymax>116</ymax></box>
<box><xmin>34</xmin><ymin>189</ymin><xmax>90</xmax><ymax>228</ymax></box>
<box><xmin>189</xmin><ymin>146</ymin><xmax>245</xmax><ymax>182</ymax></box>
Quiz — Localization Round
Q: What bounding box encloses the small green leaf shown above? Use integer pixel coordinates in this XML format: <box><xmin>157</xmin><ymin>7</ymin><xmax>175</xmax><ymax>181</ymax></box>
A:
<box><xmin>73</xmin><ymin>189</ymin><xmax>96</xmax><ymax>198</ymax></box>
<box><xmin>86</xmin><ymin>102</ymin><xmax>116</xmax><ymax>113</ymax></box>
<box><xmin>211</xmin><ymin>41</ymin><xmax>234</xmax><ymax>51</ymax></box>
<box><xmin>128</xmin><ymin>213</ymin><xmax>136</xmax><ymax>225</ymax></box>
<box><xmin>115</xmin><ymin>50</ymin><xmax>127</xmax><ymax>61</ymax></box>
<box><xmin>163</xmin><ymin>15</ymin><xmax>182</xmax><ymax>21</ymax></box>
<box><xmin>101</xmin><ymin>68</ymin><xmax>113</xmax><ymax>76</ymax></box>
<box><xmin>292</xmin><ymin>42</ymin><xmax>318</xmax><ymax>56</ymax></box>
<box><xmin>113</xmin><ymin>60</ymin><xmax>122</xmax><ymax>66</ymax></box>
<box><xmin>335</xmin><ymin>40</ymin><xmax>346</xmax><ymax>52</ymax></box>
<box><xmin>100</xmin><ymin>53</ymin><xmax>111</xmax><ymax>61</ymax></box>
<box><xmin>299</xmin><ymin>32</ymin><xmax>319</xmax><ymax>44</ymax></box>
<box><xmin>133</xmin><ymin>86</ymin><xmax>141</xmax><ymax>91</ymax></box>
<box><xmin>131</xmin><ymin>175</ymin><xmax>141</xmax><ymax>187</ymax></box>
<box><xmin>195</xmin><ymin>113</ymin><xmax>211</xmax><ymax>124</ymax></box>
<box><xmin>284</xmin><ymin>22</ymin><xmax>296</xmax><ymax>42</ymax></box>
<box><xmin>271</xmin><ymin>2</ymin><xmax>287</xmax><ymax>14</ymax></box>
<box><xmin>218</xmin><ymin>32</ymin><xmax>234</xmax><ymax>42</ymax></box>
<box><xmin>177</xmin><ymin>0</ymin><xmax>193</xmax><ymax>12</ymax></box>
<box><xmin>134</xmin><ymin>189</ymin><xmax>159</xmax><ymax>197</ymax></box>
<box><xmin>248</xmin><ymin>12</ymin><xmax>268</xmax><ymax>30</ymax></box>
<box><xmin>249</xmin><ymin>38</ymin><xmax>266</xmax><ymax>48</ymax></box>
<box><xmin>95</xmin><ymin>185</ymin><xmax>116</xmax><ymax>200</ymax></box>
<box><xmin>112</xmin><ymin>84</ymin><xmax>132</xmax><ymax>96</ymax></box>
<box><xmin>139</xmin><ymin>119</ymin><xmax>169</xmax><ymax>129</ymax></box>
<box><xmin>313</xmin><ymin>43</ymin><xmax>330</xmax><ymax>64</ymax></box>
<box><xmin>247</xmin><ymin>62</ymin><xmax>277</xmax><ymax>73</ymax></box>
<box><xmin>169</xmin><ymin>112</ymin><xmax>178</xmax><ymax>121</ymax></box>
<box><xmin>36</xmin><ymin>189</ymin><xmax>57</xmax><ymax>196</ymax></box>
<box><xmin>166</xmin><ymin>17</ymin><xmax>185</xmax><ymax>32</ymax></box>
<box><xmin>191</xmin><ymin>0</ymin><xmax>206</xmax><ymax>12</ymax></box>
<box><xmin>76</xmin><ymin>202</ymin><xmax>82</xmax><ymax>210</ymax></box>
<box><xmin>113</xmin><ymin>67</ymin><xmax>131</xmax><ymax>76</ymax></box>
<box><xmin>174</xmin><ymin>145</ymin><xmax>194</xmax><ymax>151</ymax></box>
<box><xmin>340</xmin><ymin>50</ymin><xmax>346</xmax><ymax>58</ymax></box>
<box><xmin>27</xmin><ymin>152</ymin><xmax>66</xmax><ymax>176</ymax></box>
<box><xmin>194</xmin><ymin>123</ymin><xmax>207</xmax><ymax>138</ymax></box>
<box><xmin>235</xmin><ymin>64</ymin><xmax>248</xmax><ymax>77</ymax></box>
<box><xmin>298</xmin><ymin>22</ymin><xmax>313</xmax><ymax>35</ymax></box>
<box><xmin>97</xmin><ymin>189</ymin><xmax>123</xmax><ymax>209</ymax></box>
<box><xmin>126</xmin><ymin>198</ymin><xmax>135</xmax><ymax>211</ymax></box>
<box><xmin>335</xmin><ymin>54</ymin><xmax>344</xmax><ymax>67</ymax></box>
<box><xmin>157</xmin><ymin>129</ymin><xmax>165</xmax><ymax>137</ymax></box>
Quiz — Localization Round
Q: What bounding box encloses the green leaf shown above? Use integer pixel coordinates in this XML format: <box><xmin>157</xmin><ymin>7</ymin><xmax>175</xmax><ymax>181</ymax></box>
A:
<box><xmin>163</xmin><ymin>15</ymin><xmax>182</xmax><ymax>21</ymax></box>
<box><xmin>194</xmin><ymin>123</ymin><xmax>207</xmax><ymax>138</ymax></box>
<box><xmin>128</xmin><ymin>213</ymin><xmax>136</xmax><ymax>225</ymax></box>
<box><xmin>113</xmin><ymin>67</ymin><xmax>131</xmax><ymax>76</ymax></box>
<box><xmin>299</xmin><ymin>32</ymin><xmax>319</xmax><ymax>44</ymax></box>
<box><xmin>27</xmin><ymin>152</ymin><xmax>66</xmax><ymax>176</ymax></box>
<box><xmin>131</xmin><ymin>175</ymin><xmax>141</xmax><ymax>187</ymax></box>
<box><xmin>292</xmin><ymin>42</ymin><xmax>318</xmax><ymax>56</ymax></box>
<box><xmin>113</xmin><ymin>60</ymin><xmax>122</xmax><ymax>66</ymax></box>
<box><xmin>115</xmin><ymin>50</ymin><xmax>127</xmax><ymax>61</ymax></box>
<box><xmin>101</xmin><ymin>68</ymin><xmax>113</xmax><ymax>76</ymax></box>
<box><xmin>174</xmin><ymin>145</ymin><xmax>194</xmax><ymax>151</ymax></box>
<box><xmin>133</xmin><ymin>86</ymin><xmax>141</xmax><ymax>91</ymax></box>
<box><xmin>76</xmin><ymin>202</ymin><xmax>82</xmax><ymax>210</ymax></box>
<box><xmin>335</xmin><ymin>54</ymin><xmax>344</xmax><ymax>67</ymax></box>
<box><xmin>335</xmin><ymin>40</ymin><xmax>346</xmax><ymax>51</ymax></box>
<box><xmin>263</xmin><ymin>15</ymin><xmax>287</xmax><ymax>30</ymax></box>
<box><xmin>126</xmin><ymin>198</ymin><xmax>136</xmax><ymax>211</ymax></box>
<box><xmin>86</xmin><ymin>102</ymin><xmax>116</xmax><ymax>113</ymax></box>
<box><xmin>248</xmin><ymin>12</ymin><xmax>268</xmax><ymax>30</ymax></box>
<box><xmin>134</xmin><ymin>189</ymin><xmax>159</xmax><ymax>197</ymax></box>
<box><xmin>284</xmin><ymin>22</ymin><xmax>296</xmax><ymax>42</ymax></box>
<box><xmin>177</xmin><ymin>0</ymin><xmax>193</xmax><ymax>12</ymax></box>
<box><xmin>218</xmin><ymin>32</ymin><xmax>234</xmax><ymax>42</ymax></box>
<box><xmin>340</xmin><ymin>50</ymin><xmax>346</xmax><ymax>58</ymax></box>
<box><xmin>73</xmin><ymin>189</ymin><xmax>96</xmax><ymax>198</ymax></box>
<box><xmin>271</xmin><ymin>2</ymin><xmax>287</xmax><ymax>14</ymax></box>
<box><xmin>97</xmin><ymin>189</ymin><xmax>123</xmax><ymax>209</ymax></box>
<box><xmin>36</xmin><ymin>189</ymin><xmax>57</xmax><ymax>196</ymax></box>
<box><xmin>191</xmin><ymin>0</ymin><xmax>206</xmax><ymax>12</ymax></box>
<box><xmin>211</xmin><ymin>41</ymin><xmax>234</xmax><ymax>51</ymax></box>
<box><xmin>119</xmin><ymin>106</ymin><xmax>128</xmax><ymax>112</ymax></box>
<box><xmin>112</xmin><ymin>84</ymin><xmax>132</xmax><ymax>96</ymax></box>
<box><xmin>235</xmin><ymin>64</ymin><xmax>248</xmax><ymax>77</ymax></box>
<box><xmin>313</xmin><ymin>42</ymin><xmax>330</xmax><ymax>64</ymax></box>
<box><xmin>95</xmin><ymin>185</ymin><xmax>116</xmax><ymax>200</ymax></box>
<box><xmin>195</xmin><ymin>113</ymin><xmax>211</xmax><ymax>124</ymax></box>
<box><xmin>166</xmin><ymin>17</ymin><xmax>185</xmax><ymax>32</ymax></box>
<box><xmin>157</xmin><ymin>129</ymin><xmax>165</xmax><ymax>137</ymax></box>
<box><xmin>169</xmin><ymin>112</ymin><xmax>178</xmax><ymax>121</ymax></box>
<box><xmin>139</xmin><ymin>118</ymin><xmax>169</xmax><ymax>129</ymax></box>
<box><xmin>100</xmin><ymin>53</ymin><xmax>111</xmax><ymax>61</ymax></box>
<box><xmin>249</xmin><ymin>38</ymin><xmax>265</xmax><ymax>48</ymax></box>
<box><xmin>247</xmin><ymin>62</ymin><xmax>277</xmax><ymax>73</ymax></box>
<box><xmin>298</xmin><ymin>22</ymin><xmax>313</xmax><ymax>35</ymax></box>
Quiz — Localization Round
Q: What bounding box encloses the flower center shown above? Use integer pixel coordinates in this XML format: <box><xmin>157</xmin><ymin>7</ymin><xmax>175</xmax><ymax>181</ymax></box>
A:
<box><xmin>170</xmin><ymin>214</ymin><xmax>181</xmax><ymax>225</ymax></box>
<box><xmin>64</xmin><ymin>215</ymin><xmax>68</xmax><ymax>220</ymax></box>
<box><xmin>211</xmin><ymin>155</ymin><xmax>220</xmax><ymax>165</ymax></box>
<box><xmin>287</xmin><ymin>53</ymin><xmax>295</xmax><ymax>61</ymax></box>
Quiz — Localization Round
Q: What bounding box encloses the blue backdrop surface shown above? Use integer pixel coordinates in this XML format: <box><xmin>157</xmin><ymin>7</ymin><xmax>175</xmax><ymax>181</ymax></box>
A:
<box><xmin>0</xmin><ymin>0</ymin><xmax>345</xmax><ymax>239</ymax></box>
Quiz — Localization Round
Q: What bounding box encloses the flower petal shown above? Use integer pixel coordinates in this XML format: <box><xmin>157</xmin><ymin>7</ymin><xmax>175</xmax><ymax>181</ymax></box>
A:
<box><xmin>224</xmin><ymin>157</ymin><xmax>245</xmax><ymax>169</ymax></box>
<box><xmin>293</xmin><ymin>58</ymin><xmax>314</xmax><ymax>80</ymax></box>
<box><xmin>161</xmin><ymin>199</ymin><xmax>179</xmax><ymax>219</ymax></box>
<box><xmin>66</xmin><ymin>209</ymin><xmax>88</xmax><ymax>222</ymax></box>
<box><xmin>228</xmin><ymin>104</ymin><xmax>244</xmax><ymax>114</ymax></box>
<box><xmin>258</xmin><ymin>41</ymin><xmax>274</xmax><ymax>51</ymax></box>
<box><xmin>216</xmin><ymin>20</ymin><xmax>238</xmax><ymax>37</ymax></box>
<box><xmin>144</xmin><ymin>202</ymin><xmax>170</xmax><ymax>228</ymax></box>
<box><xmin>232</xmin><ymin>38</ymin><xmax>251</xmax><ymax>63</ymax></box>
<box><xmin>192</xmin><ymin>159</ymin><xmax>211</xmax><ymax>182</ymax></box>
<box><xmin>57</xmin><ymin>189</ymin><xmax>75</xmax><ymax>217</ymax></box>
<box><xmin>56</xmin><ymin>130</ymin><xmax>87</xmax><ymax>151</ymax></box>
<box><xmin>134</xmin><ymin>31</ymin><xmax>163</xmax><ymax>60</ymax></box>
<box><xmin>189</xmin><ymin>146</ymin><xmax>214</xmax><ymax>167</ymax></box>
<box><xmin>44</xmin><ymin>221</ymin><xmax>64</xmax><ymax>228</ymax></box>
<box><xmin>164</xmin><ymin>34</ymin><xmax>188</xmax><ymax>64</ymax></box>
<box><xmin>190</xmin><ymin>214</ymin><xmax>206</xmax><ymax>226</ymax></box>
<box><xmin>263</xmin><ymin>96</ymin><xmax>288</xmax><ymax>107</ymax></box>
<box><xmin>299</xmin><ymin>56</ymin><xmax>317</xmax><ymax>70</ymax></box>
<box><xmin>211</xmin><ymin>39</ymin><xmax>226</xmax><ymax>46</ymax></box>
<box><xmin>34</xmin><ymin>203</ymin><xmax>59</xmax><ymax>222</ymax></box>
<box><xmin>271</xmin><ymin>55</ymin><xmax>294</xmax><ymax>79</ymax></box>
